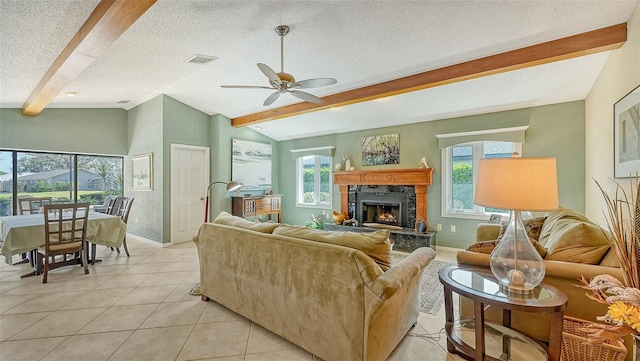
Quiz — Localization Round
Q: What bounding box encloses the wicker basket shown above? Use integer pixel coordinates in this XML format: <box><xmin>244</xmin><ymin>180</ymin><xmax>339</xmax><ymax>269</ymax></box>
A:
<box><xmin>562</xmin><ymin>316</ymin><xmax>628</xmax><ymax>361</ymax></box>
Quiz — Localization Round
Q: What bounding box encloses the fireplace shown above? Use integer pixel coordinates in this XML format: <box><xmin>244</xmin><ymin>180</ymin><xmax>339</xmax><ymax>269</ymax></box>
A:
<box><xmin>356</xmin><ymin>187</ymin><xmax>411</xmax><ymax>227</ymax></box>
<box><xmin>333</xmin><ymin>168</ymin><xmax>433</xmax><ymax>226</ymax></box>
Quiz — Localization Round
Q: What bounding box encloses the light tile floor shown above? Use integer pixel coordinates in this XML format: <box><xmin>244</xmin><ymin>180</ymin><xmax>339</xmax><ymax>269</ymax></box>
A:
<box><xmin>0</xmin><ymin>237</ymin><xmax>464</xmax><ymax>361</ymax></box>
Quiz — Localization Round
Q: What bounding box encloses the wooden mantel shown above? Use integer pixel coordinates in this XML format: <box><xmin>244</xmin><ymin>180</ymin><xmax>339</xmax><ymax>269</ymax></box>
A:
<box><xmin>333</xmin><ymin>168</ymin><xmax>434</xmax><ymax>223</ymax></box>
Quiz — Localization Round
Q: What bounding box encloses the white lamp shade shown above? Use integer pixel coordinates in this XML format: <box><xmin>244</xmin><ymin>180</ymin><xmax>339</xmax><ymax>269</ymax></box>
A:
<box><xmin>474</xmin><ymin>157</ymin><xmax>559</xmax><ymax>211</ymax></box>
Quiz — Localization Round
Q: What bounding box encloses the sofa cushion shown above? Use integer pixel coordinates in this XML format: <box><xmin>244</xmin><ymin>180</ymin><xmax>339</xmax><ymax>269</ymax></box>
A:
<box><xmin>538</xmin><ymin>208</ymin><xmax>590</xmax><ymax>246</ymax></box>
<box><xmin>212</xmin><ymin>211</ymin><xmax>280</xmax><ymax>233</ymax></box>
<box><xmin>273</xmin><ymin>224</ymin><xmax>392</xmax><ymax>271</ymax></box>
<box><xmin>539</xmin><ymin>209</ymin><xmax>610</xmax><ymax>264</ymax></box>
<box><xmin>523</xmin><ymin>217</ymin><xmax>546</xmax><ymax>241</ymax></box>
<box><xmin>466</xmin><ymin>238</ymin><xmax>547</xmax><ymax>258</ymax></box>
<box><xmin>599</xmin><ymin>249</ymin><xmax>621</xmax><ymax>267</ymax></box>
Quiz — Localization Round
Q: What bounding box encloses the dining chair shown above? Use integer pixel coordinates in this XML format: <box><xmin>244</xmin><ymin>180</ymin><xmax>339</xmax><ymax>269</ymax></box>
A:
<box><xmin>105</xmin><ymin>196</ymin><xmax>118</xmax><ymax>215</ymax></box>
<box><xmin>111</xmin><ymin>196</ymin><xmax>134</xmax><ymax>257</ymax></box>
<box><xmin>16</xmin><ymin>196</ymin><xmax>53</xmax><ymax>265</ymax></box>
<box><xmin>37</xmin><ymin>203</ymin><xmax>90</xmax><ymax>283</ymax></box>
<box><xmin>18</xmin><ymin>196</ymin><xmax>53</xmax><ymax>215</ymax></box>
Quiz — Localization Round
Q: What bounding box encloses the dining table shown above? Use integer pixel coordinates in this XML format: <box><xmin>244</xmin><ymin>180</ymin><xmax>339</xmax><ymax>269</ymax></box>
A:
<box><xmin>0</xmin><ymin>211</ymin><xmax>127</xmax><ymax>265</ymax></box>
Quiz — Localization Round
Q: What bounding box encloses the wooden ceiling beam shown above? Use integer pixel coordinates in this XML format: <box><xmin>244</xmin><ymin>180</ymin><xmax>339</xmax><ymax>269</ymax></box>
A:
<box><xmin>232</xmin><ymin>23</ymin><xmax>627</xmax><ymax>127</ymax></box>
<box><xmin>21</xmin><ymin>0</ymin><xmax>157</xmax><ymax>116</ymax></box>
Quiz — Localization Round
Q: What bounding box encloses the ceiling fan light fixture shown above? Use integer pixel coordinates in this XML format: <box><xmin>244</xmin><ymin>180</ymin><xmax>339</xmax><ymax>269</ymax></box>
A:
<box><xmin>221</xmin><ymin>24</ymin><xmax>336</xmax><ymax>106</ymax></box>
<box><xmin>277</xmin><ymin>72</ymin><xmax>295</xmax><ymax>83</ymax></box>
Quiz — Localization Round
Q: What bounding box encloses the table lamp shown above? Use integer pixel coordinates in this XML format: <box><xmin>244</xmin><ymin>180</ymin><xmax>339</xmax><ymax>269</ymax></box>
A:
<box><xmin>474</xmin><ymin>156</ymin><xmax>558</xmax><ymax>295</ymax></box>
<box><xmin>204</xmin><ymin>181</ymin><xmax>243</xmax><ymax>222</ymax></box>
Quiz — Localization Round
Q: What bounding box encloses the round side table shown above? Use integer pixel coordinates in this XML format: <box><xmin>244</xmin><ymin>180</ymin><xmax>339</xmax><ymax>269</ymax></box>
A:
<box><xmin>439</xmin><ymin>265</ymin><xmax>568</xmax><ymax>361</ymax></box>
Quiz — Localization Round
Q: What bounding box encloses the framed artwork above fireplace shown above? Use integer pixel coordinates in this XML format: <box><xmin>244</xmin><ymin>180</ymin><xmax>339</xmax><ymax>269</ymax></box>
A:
<box><xmin>362</xmin><ymin>133</ymin><xmax>399</xmax><ymax>166</ymax></box>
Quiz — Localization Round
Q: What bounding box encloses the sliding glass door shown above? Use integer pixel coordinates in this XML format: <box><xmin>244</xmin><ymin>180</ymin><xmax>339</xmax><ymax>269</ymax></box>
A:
<box><xmin>0</xmin><ymin>150</ymin><xmax>123</xmax><ymax>216</ymax></box>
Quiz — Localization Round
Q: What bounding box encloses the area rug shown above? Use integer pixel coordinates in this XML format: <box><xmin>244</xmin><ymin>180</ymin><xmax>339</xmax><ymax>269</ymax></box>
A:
<box><xmin>391</xmin><ymin>252</ymin><xmax>453</xmax><ymax>315</ymax></box>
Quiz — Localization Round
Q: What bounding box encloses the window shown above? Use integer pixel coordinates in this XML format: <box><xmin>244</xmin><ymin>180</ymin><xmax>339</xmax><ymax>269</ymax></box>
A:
<box><xmin>0</xmin><ymin>150</ymin><xmax>123</xmax><ymax>216</ymax></box>
<box><xmin>441</xmin><ymin>141</ymin><xmax>521</xmax><ymax>219</ymax></box>
<box><xmin>296</xmin><ymin>155</ymin><xmax>332</xmax><ymax>208</ymax></box>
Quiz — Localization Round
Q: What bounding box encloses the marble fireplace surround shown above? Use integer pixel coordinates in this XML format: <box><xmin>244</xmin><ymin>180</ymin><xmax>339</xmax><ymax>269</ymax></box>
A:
<box><xmin>333</xmin><ymin>168</ymin><xmax>434</xmax><ymax>226</ymax></box>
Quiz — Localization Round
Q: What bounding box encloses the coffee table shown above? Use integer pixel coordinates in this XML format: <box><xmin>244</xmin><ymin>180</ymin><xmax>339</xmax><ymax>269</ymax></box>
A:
<box><xmin>439</xmin><ymin>265</ymin><xmax>567</xmax><ymax>361</ymax></box>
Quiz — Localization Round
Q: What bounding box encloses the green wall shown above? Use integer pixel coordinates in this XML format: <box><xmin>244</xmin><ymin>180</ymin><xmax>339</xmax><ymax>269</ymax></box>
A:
<box><xmin>0</xmin><ymin>97</ymin><xmax>586</xmax><ymax>249</ymax></box>
<box><xmin>162</xmin><ymin>96</ymin><xmax>212</xmax><ymax>243</ymax></box>
<box><xmin>126</xmin><ymin>96</ymin><xmax>164</xmax><ymax>243</ymax></box>
<box><xmin>208</xmin><ymin>114</ymin><xmax>278</xmax><ymax>220</ymax></box>
<box><xmin>0</xmin><ymin>97</ymin><xmax>274</xmax><ymax>246</ymax></box>
<box><xmin>0</xmin><ymin>108</ymin><xmax>127</xmax><ymax>155</ymax></box>
<box><xmin>278</xmin><ymin>100</ymin><xmax>586</xmax><ymax>249</ymax></box>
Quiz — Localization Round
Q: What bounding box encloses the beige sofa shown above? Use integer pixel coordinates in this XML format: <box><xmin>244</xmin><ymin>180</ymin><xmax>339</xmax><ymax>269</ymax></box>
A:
<box><xmin>456</xmin><ymin>208</ymin><xmax>631</xmax><ymax>360</ymax></box>
<box><xmin>194</xmin><ymin>212</ymin><xmax>436</xmax><ymax>361</ymax></box>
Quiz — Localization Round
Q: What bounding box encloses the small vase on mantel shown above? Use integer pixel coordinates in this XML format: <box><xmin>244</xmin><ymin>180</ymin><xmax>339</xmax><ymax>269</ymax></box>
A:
<box><xmin>343</xmin><ymin>156</ymin><xmax>351</xmax><ymax>172</ymax></box>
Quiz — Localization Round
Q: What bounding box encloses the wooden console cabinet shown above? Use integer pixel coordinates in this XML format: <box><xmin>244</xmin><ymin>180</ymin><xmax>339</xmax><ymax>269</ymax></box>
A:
<box><xmin>232</xmin><ymin>195</ymin><xmax>282</xmax><ymax>222</ymax></box>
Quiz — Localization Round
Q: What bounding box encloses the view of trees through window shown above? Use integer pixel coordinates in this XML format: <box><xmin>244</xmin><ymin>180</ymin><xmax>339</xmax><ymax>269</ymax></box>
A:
<box><xmin>299</xmin><ymin>155</ymin><xmax>331</xmax><ymax>206</ymax></box>
<box><xmin>450</xmin><ymin>141</ymin><xmax>516</xmax><ymax>214</ymax></box>
<box><xmin>0</xmin><ymin>151</ymin><xmax>123</xmax><ymax>216</ymax></box>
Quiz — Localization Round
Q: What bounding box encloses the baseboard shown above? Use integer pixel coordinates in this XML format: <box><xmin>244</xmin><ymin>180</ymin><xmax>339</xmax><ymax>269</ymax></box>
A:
<box><xmin>127</xmin><ymin>233</ymin><xmax>167</xmax><ymax>247</ymax></box>
<box><xmin>435</xmin><ymin>245</ymin><xmax>462</xmax><ymax>253</ymax></box>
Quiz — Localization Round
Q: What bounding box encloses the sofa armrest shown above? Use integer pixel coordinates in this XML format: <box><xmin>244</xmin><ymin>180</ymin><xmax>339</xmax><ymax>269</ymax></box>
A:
<box><xmin>368</xmin><ymin>247</ymin><xmax>436</xmax><ymax>301</ymax></box>
<box><xmin>456</xmin><ymin>249</ymin><xmax>490</xmax><ymax>266</ymax></box>
<box><xmin>457</xmin><ymin>250</ymin><xmax>623</xmax><ymax>281</ymax></box>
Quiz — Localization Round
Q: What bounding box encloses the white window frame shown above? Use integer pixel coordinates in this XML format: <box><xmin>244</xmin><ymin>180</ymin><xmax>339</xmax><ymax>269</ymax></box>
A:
<box><xmin>296</xmin><ymin>155</ymin><xmax>333</xmax><ymax>209</ymax></box>
<box><xmin>441</xmin><ymin>141</ymin><xmax>522</xmax><ymax>220</ymax></box>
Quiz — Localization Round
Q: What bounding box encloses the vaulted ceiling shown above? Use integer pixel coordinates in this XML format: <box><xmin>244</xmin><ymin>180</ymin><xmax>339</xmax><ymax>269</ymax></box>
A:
<box><xmin>1</xmin><ymin>0</ymin><xmax>637</xmax><ymax>141</ymax></box>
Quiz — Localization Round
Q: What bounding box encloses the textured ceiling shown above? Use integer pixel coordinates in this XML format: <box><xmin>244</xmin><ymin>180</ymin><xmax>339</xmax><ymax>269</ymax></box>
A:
<box><xmin>0</xmin><ymin>0</ymin><xmax>638</xmax><ymax>141</ymax></box>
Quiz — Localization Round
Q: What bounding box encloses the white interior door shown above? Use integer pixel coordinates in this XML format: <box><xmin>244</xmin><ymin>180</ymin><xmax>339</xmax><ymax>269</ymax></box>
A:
<box><xmin>171</xmin><ymin>144</ymin><xmax>209</xmax><ymax>245</ymax></box>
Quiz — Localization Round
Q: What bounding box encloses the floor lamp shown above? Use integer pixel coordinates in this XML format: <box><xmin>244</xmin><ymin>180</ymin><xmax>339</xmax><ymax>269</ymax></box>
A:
<box><xmin>474</xmin><ymin>156</ymin><xmax>558</xmax><ymax>294</ymax></box>
<box><xmin>204</xmin><ymin>181</ymin><xmax>243</xmax><ymax>222</ymax></box>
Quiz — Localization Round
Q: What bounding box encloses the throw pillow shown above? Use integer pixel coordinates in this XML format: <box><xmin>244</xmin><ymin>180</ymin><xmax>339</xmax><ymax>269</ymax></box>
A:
<box><xmin>538</xmin><ymin>208</ymin><xmax>590</xmax><ymax>246</ymax></box>
<box><xmin>542</xmin><ymin>219</ymin><xmax>611</xmax><ymax>264</ymax></box>
<box><xmin>599</xmin><ymin>249</ymin><xmax>621</xmax><ymax>268</ymax></box>
<box><xmin>523</xmin><ymin>217</ymin><xmax>546</xmax><ymax>241</ymax></box>
<box><xmin>495</xmin><ymin>217</ymin><xmax>545</xmax><ymax>241</ymax></box>
<box><xmin>212</xmin><ymin>211</ymin><xmax>280</xmax><ymax>233</ymax></box>
<box><xmin>273</xmin><ymin>224</ymin><xmax>392</xmax><ymax>271</ymax></box>
<box><xmin>466</xmin><ymin>238</ymin><xmax>547</xmax><ymax>258</ymax></box>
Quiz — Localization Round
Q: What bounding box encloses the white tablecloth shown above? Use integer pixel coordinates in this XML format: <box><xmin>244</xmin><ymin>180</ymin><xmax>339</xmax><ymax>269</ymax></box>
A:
<box><xmin>0</xmin><ymin>212</ymin><xmax>126</xmax><ymax>264</ymax></box>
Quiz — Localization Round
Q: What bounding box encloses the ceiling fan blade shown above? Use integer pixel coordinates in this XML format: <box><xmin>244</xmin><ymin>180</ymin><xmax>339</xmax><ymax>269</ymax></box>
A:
<box><xmin>263</xmin><ymin>92</ymin><xmax>281</xmax><ymax>106</ymax></box>
<box><xmin>221</xmin><ymin>85</ymin><xmax>274</xmax><ymax>89</ymax></box>
<box><xmin>292</xmin><ymin>78</ymin><xmax>337</xmax><ymax>89</ymax></box>
<box><xmin>289</xmin><ymin>90</ymin><xmax>323</xmax><ymax>104</ymax></box>
<box><xmin>257</xmin><ymin>63</ymin><xmax>282</xmax><ymax>86</ymax></box>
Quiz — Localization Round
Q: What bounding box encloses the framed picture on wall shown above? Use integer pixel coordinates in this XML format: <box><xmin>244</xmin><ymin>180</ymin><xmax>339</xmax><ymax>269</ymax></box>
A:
<box><xmin>132</xmin><ymin>153</ymin><xmax>153</xmax><ymax>191</ymax></box>
<box><xmin>614</xmin><ymin>84</ymin><xmax>640</xmax><ymax>178</ymax></box>
<box><xmin>231</xmin><ymin>139</ymin><xmax>272</xmax><ymax>190</ymax></box>
<box><xmin>361</xmin><ymin>133</ymin><xmax>400</xmax><ymax>166</ymax></box>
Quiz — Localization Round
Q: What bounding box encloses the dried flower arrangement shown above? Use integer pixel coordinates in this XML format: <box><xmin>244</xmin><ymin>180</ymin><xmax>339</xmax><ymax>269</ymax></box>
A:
<box><xmin>578</xmin><ymin>176</ymin><xmax>640</xmax><ymax>346</ymax></box>
<box><xmin>594</xmin><ymin>177</ymin><xmax>640</xmax><ymax>288</ymax></box>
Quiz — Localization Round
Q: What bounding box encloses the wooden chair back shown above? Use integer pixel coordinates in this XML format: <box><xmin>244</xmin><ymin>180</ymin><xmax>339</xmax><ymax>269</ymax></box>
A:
<box><xmin>18</xmin><ymin>196</ymin><xmax>53</xmax><ymax>215</ymax></box>
<box><xmin>105</xmin><ymin>196</ymin><xmax>118</xmax><ymax>215</ymax></box>
<box><xmin>112</xmin><ymin>196</ymin><xmax>134</xmax><ymax>224</ymax></box>
<box><xmin>40</xmin><ymin>202</ymin><xmax>90</xmax><ymax>283</ymax></box>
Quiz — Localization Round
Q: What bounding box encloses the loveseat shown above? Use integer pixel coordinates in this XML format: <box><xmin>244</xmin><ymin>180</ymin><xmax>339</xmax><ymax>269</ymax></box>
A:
<box><xmin>456</xmin><ymin>208</ymin><xmax>631</xmax><ymax>359</ymax></box>
<box><xmin>194</xmin><ymin>212</ymin><xmax>436</xmax><ymax>361</ymax></box>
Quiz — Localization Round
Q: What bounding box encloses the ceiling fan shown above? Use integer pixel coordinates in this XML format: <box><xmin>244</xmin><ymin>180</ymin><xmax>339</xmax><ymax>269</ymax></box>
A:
<box><xmin>221</xmin><ymin>25</ymin><xmax>337</xmax><ymax>106</ymax></box>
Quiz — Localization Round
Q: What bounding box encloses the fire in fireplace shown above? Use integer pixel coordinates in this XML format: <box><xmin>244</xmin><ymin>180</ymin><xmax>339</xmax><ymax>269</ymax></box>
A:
<box><xmin>363</xmin><ymin>202</ymin><xmax>400</xmax><ymax>225</ymax></box>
